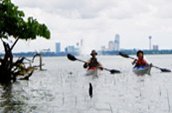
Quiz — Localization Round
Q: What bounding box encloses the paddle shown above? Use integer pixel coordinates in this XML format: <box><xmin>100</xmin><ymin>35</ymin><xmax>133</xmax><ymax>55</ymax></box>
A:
<box><xmin>67</xmin><ymin>54</ymin><xmax>121</xmax><ymax>74</ymax></box>
<box><xmin>119</xmin><ymin>52</ymin><xmax>171</xmax><ymax>72</ymax></box>
<box><xmin>67</xmin><ymin>54</ymin><xmax>86</xmax><ymax>63</ymax></box>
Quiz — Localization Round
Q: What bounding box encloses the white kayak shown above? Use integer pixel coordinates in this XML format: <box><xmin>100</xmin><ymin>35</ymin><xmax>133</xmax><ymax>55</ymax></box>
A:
<box><xmin>133</xmin><ymin>65</ymin><xmax>152</xmax><ymax>75</ymax></box>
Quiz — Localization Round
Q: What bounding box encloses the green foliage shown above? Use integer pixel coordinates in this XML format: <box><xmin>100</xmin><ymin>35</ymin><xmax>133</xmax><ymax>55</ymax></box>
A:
<box><xmin>0</xmin><ymin>0</ymin><xmax>50</xmax><ymax>40</ymax></box>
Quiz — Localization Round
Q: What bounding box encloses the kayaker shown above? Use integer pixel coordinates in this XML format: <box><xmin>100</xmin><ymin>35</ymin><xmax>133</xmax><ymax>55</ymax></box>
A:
<box><xmin>83</xmin><ymin>50</ymin><xmax>103</xmax><ymax>70</ymax></box>
<box><xmin>132</xmin><ymin>50</ymin><xmax>149</xmax><ymax>67</ymax></box>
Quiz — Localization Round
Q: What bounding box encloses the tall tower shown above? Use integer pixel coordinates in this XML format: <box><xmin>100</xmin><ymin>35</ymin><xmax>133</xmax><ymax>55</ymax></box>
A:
<box><xmin>114</xmin><ymin>34</ymin><xmax>120</xmax><ymax>51</ymax></box>
<box><xmin>80</xmin><ymin>39</ymin><xmax>83</xmax><ymax>47</ymax></box>
<box><xmin>108</xmin><ymin>41</ymin><xmax>114</xmax><ymax>50</ymax></box>
<box><xmin>79</xmin><ymin>39</ymin><xmax>84</xmax><ymax>55</ymax></box>
<box><xmin>55</xmin><ymin>42</ymin><xmax>61</xmax><ymax>53</ymax></box>
<box><xmin>149</xmin><ymin>36</ymin><xmax>152</xmax><ymax>50</ymax></box>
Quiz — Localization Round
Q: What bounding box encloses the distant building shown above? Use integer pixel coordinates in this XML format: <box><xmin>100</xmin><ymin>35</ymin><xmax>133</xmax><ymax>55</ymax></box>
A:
<box><xmin>65</xmin><ymin>45</ymin><xmax>79</xmax><ymax>55</ymax></box>
<box><xmin>114</xmin><ymin>34</ymin><xmax>120</xmax><ymax>51</ymax></box>
<box><xmin>41</xmin><ymin>48</ymin><xmax>51</xmax><ymax>53</ymax></box>
<box><xmin>79</xmin><ymin>39</ymin><xmax>83</xmax><ymax>55</ymax></box>
<box><xmin>55</xmin><ymin>42</ymin><xmax>61</xmax><ymax>53</ymax></box>
<box><xmin>101</xmin><ymin>46</ymin><xmax>106</xmax><ymax>51</ymax></box>
<box><xmin>80</xmin><ymin>39</ymin><xmax>83</xmax><ymax>47</ymax></box>
<box><xmin>65</xmin><ymin>46</ymin><xmax>75</xmax><ymax>53</ymax></box>
<box><xmin>149</xmin><ymin>36</ymin><xmax>152</xmax><ymax>50</ymax></box>
<box><xmin>108</xmin><ymin>41</ymin><xmax>114</xmax><ymax>50</ymax></box>
<box><xmin>153</xmin><ymin>45</ymin><xmax>159</xmax><ymax>50</ymax></box>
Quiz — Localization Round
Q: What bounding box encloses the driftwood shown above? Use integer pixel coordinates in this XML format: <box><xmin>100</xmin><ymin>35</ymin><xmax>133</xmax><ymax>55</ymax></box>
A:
<box><xmin>0</xmin><ymin>39</ymin><xmax>44</xmax><ymax>83</ymax></box>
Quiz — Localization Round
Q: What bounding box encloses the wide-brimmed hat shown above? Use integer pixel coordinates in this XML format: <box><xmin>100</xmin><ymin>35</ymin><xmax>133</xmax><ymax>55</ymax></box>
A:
<box><xmin>90</xmin><ymin>50</ymin><xmax>97</xmax><ymax>56</ymax></box>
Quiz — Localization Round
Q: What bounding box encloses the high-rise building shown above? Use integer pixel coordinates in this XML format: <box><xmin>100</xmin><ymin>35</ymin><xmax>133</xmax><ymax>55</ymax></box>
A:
<box><xmin>101</xmin><ymin>46</ymin><xmax>106</xmax><ymax>51</ymax></box>
<box><xmin>65</xmin><ymin>46</ymin><xmax>75</xmax><ymax>53</ymax></box>
<box><xmin>80</xmin><ymin>39</ymin><xmax>83</xmax><ymax>47</ymax></box>
<box><xmin>108</xmin><ymin>41</ymin><xmax>114</xmax><ymax>50</ymax></box>
<box><xmin>114</xmin><ymin>34</ymin><xmax>120</xmax><ymax>51</ymax></box>
<box><xmin>65</xmin><ymin>45</ymin><xmax>79</xmax><ymax>54</ymax></box>
<box><xmin>153</xmin><ymin>45</ymin><xmax>159</xmax><ymax>50</ymax></box>
<box><xmin>55</xmin><ymin>42</ymin><xmax>61</xmax><ymax>53</ymax></box>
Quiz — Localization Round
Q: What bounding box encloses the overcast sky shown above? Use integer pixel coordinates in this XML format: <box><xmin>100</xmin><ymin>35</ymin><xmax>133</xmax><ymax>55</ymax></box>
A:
<box><xmin>1</xmin><ymin>0</ymin><xmax>172</xmax><ymax>53</ymax></box>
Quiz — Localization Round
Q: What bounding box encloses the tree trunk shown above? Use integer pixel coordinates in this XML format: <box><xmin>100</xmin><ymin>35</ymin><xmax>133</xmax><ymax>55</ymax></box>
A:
<box><xmin>0</xmin><ymin>40</ymin><xmax>14</xmax><ymax>83</ymax></box>
<box><xmin>0</xmin><ymin>39</ymin><xmax>35</xmax><ymax>84</ymax></box>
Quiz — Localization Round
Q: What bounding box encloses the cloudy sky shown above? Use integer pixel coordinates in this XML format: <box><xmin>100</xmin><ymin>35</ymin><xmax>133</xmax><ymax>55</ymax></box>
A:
<box><xmin>2</xmin><ymin>0</ymin><xmax>172</xmax><ymax>53</ymax></box>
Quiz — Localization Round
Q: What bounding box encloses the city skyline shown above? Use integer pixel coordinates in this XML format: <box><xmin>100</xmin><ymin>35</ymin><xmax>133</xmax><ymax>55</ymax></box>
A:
<box><xmin>1</xmin><ymin>0</ymin><xmax>172</xmax><ymax>54</ymax></box>
<box><xmin>0</xmin><ymin>34</ymin><xmax>166</xmax><ymax>54</ymax></box>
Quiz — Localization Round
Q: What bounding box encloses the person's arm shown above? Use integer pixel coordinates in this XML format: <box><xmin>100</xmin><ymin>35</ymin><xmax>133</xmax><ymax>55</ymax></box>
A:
<box><xmin>144</xmin><ymin>59</ymin><xmax>149</xmax><ymax>66</ymax></box>
<box><xmin>97</xmin><ymin>62</ymin><xmax>103</xmax><ymax>70</ymax></box>
<box><xmin>83</xmin><ymin>60</ymin><xmax>90</xmax><ymax>68</ymax></box>
<box><xmin>132</xmin><ymin>59</ymin><xmax>137</xmax><ymax>65</ymax></box>
<box><xmin>83</xmin><ymin>63</ymin><xmax>88</xmax><ymax>68</ymax></box>
<box><xmin>143</xmin><ymin>56</ymin><xmax>150</xmax><ymax>65</ymax></box>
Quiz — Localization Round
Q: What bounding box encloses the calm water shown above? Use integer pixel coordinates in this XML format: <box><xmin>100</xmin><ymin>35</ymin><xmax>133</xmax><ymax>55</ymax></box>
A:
<box><xmin>0</xmin><ymin>55</ymin><xmax>172</xmax><ymax>113</ymax></box>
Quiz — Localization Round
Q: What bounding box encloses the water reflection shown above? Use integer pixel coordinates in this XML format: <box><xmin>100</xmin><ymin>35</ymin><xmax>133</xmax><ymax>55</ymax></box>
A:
<box><xmin>0</xmin><ymin>56</ymin><xmax>172</xmax><ymax>113</ymax></box>
<box><xmin>0</xmin><ymin>83</ymin><xmax>26</xmax><ymax>113</ymax></box>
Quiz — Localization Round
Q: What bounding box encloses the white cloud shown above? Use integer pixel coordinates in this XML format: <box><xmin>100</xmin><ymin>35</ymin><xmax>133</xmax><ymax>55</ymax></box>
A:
<box><xmin>7</xmin><ymin>0</ymin><xmax>172</xmax><ymax>53</ymax></box>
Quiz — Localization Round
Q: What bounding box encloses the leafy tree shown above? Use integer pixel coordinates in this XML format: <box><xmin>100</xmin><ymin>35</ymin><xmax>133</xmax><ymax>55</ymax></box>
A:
<box><xmin>0</xmin><ymin>0</ymin><xmax>50</xmax><ymax>83</ymax></box>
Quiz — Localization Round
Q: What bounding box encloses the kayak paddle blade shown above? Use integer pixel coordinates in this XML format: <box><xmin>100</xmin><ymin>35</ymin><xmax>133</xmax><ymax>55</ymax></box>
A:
<box><xmin>119</xmin><ymin>52</ymin><xmax>129</xmax><ymax>58</ymax></box>
<box><xmin>160</xmin><ymin>68</ymin><xmax>171</xmax><ymax>72</ymax></box>
<box><xmin>67</xmin><ymin>54</ymin><xmax>77</xmax><ymax>61</ymax></box>
<box><xmin>110</xmin><ymin>69</ymin><xmax>121</xmax><ymax>74</ymax></box>
<box><xmin>153</xmin><ymin>65</ymin><xmax>171</xmax><ymax>73</ymax></box>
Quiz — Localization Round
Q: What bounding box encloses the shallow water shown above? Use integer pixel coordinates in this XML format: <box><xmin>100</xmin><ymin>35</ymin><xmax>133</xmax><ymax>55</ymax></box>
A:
<box><xmin>0</xmin><ymin>55</ymin><xmax>172</xmax><ymax>113</ymax></box>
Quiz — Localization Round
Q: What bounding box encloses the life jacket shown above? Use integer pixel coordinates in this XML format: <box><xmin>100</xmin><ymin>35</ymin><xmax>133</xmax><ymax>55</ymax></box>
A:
<box><xmin>88</xmin><ymin>57</ymin><xmax>99</xmax><ymax>69</ymax></box>
<box><xmin>136</xmin><ymin>58</ymin><xmax>148</xmax><ymax>66</ymax></box>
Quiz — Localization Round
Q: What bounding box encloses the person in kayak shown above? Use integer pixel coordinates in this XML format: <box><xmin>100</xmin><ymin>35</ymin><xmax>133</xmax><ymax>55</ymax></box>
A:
<box><xmin>132</xmin><ymin>50</ymin><xmax>149</xmax><ymax>67</ymax></box>
<box><xmin>83</xmin><ymin>50</ymin><xmax>103</xmax><ymax>70</ymax></box>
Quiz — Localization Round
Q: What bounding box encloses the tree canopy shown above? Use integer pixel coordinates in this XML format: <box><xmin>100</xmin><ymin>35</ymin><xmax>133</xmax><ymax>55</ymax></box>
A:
<box><xmin>0</xmin><ymin>0</ymin><xmax>51</xmax><ymax>83</ymax></box>
<box><xmin>0</xmin><ymin>0</ymin><xmax>50</xmax><ymax>40</ymax></box>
